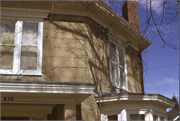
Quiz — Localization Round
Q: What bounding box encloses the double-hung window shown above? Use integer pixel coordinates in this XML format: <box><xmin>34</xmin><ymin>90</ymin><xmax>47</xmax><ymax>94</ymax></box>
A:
<box><xmin>110</xmin><ymin>40</ymin><xmax>127</xmax><ymax>90</ymax></box>
<box><xmin>0</xmin><ymin>21</ymin><xmax>43</xmax><ymax>75</ymax></box>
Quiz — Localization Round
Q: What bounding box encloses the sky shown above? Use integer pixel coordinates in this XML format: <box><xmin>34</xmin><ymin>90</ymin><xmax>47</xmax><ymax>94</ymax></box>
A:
<box><xmin>105</xmin><ymin>1</ymin><xmax>179</xmax><ymax>103</ymax></box>
<box><xmin>138</xmin><ymin>1</ymin><xmax>179</xmax><ymax>101</ymax></box>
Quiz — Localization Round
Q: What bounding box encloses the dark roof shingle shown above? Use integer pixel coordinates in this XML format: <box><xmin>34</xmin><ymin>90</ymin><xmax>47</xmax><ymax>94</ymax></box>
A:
<box><xmin>167</xmin><ymin>108</ymin><xmax>179</xmax><ymax>120</ymax></box>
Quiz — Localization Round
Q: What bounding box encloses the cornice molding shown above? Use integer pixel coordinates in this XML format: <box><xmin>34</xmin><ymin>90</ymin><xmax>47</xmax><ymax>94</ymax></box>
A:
<box><xmin>0</xmin><ymin>82</ymin><xmax>95</xmax><ymax>94</ymax></box>
<box><xmin>96</xmin><ymin>93</ymin><xmax>175</xmax><ymax>107</ymax></box>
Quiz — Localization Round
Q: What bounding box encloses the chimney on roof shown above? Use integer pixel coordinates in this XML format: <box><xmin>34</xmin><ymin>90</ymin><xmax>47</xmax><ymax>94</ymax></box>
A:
<box><xmin>121</xmin><ymin>0</ymin><xmax>139</xmax><ymax>31</ymax></box>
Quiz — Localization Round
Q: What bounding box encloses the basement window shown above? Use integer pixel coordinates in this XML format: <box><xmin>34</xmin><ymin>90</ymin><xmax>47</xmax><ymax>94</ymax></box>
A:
<box><xmin>0</xmin><ymin>21</ymin><xmax>43</xmax><ymax>75</ymax></box>
<box><xmin>109</xmin><ymin>40</ymin><xmax>127</xmax><ymax>90</ymax></box>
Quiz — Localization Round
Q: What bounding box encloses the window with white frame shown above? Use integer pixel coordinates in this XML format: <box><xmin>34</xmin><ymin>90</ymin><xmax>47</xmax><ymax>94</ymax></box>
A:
<box><xmin>0</xmin><ymin>21</ymin><xmax>43</xmax><ymax>75</ymax></box>
<box><xmin>160</xmin><ymin>116</ymin><xmax>164</xmax><ymax>121</ymax></box>
<box><xmin>130</xmin><ymin>114</ymin><xmax>145</xmax><ymax>121</ymax></box>
<box><xmin>109</xmin><ymin>40</ymin><xmax>127</xmax><ymax>90</ymax></box>
<box><xmin>153</xmin><ymin>115</ymin><xmax>158</xmax><ymax>121</ymax></box>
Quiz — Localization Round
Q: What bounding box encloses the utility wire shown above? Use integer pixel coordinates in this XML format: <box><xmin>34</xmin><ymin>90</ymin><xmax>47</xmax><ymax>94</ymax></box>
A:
<box><xmin>144</xmin><ymin>64</ymin><xmax>179</xmax><ymax>71</ymax></box>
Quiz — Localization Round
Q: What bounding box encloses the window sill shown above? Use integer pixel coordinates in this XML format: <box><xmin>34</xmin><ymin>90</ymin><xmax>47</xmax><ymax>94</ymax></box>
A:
<box><xmin>0</xmin><ymin>70</ymin><xmax>42</xmax><ymax>76</ymax></box>
<box><xmin>116</xmin><ymin>86</ymin><xmax>129</xmax><ymax>92</ymax></box>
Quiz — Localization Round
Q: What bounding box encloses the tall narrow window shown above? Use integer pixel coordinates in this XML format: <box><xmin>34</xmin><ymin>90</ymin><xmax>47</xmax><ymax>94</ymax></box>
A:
<box><xmin>110</xmin><ymin>41</ymin><xmax>126</xmax><ymax>90</ymax></box>
<box><xmin>0</xmin><ymin>22</ymin><xmax>15</xmax><ymax>70</ymax></box>
<box><xmin>0</xmin><ymin>21</ymin><xmax>43</xmax><ymax>75</ymax></box>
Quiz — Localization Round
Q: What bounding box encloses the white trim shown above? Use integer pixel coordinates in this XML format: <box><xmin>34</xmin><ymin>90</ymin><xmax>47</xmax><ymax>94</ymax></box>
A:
<box><xmin>13</xmin><ymin>21</ymin><xmax>23</xmax><ymax>74</ymax></box>
<box><xmin>173</xmin><ymin>115</ymin><xmax>179</xmax><ymax>121</ymax></box>
<box><xmin>1</xmin><ymin>7</ymin><xmax>50</xmax><ymax>22</ymax></box>
<box><xmin>1</xmin><ymin>17</ymin><xmax>44</xmax><ymax>22</ymax></box>
<box><xmin>37</xmin><ymin>22</ymin><xmax>43</xmax><ymax>74</ymax></box>
<box><xmin>96</xmin><ymin>94</ymin><xmax>175</xmax><ymax>107</ymax></box>
<box><xmin>101</xmin><ymin>114</ymin><xmax>108</xmax><ymax>121</ymax></box>
<box><xmin>0</xmin><ymin>82</ymin><xmax>95</xmax><ymax>94</ymax></box>
<box><xmin>118</xmin><ymin>109</ymin><xmax>127</xmax><ymax>121</ymax></box>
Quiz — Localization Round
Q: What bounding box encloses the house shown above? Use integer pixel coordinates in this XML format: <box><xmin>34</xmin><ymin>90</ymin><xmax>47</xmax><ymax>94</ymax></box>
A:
<box><xmin>0</xmin><ymin>1</ymin><xmax>175</xmax><ymax>120</ymax></box>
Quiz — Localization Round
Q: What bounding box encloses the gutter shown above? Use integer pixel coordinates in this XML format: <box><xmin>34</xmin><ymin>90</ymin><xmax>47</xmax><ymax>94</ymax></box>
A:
<box><xmin>95</xmin><ymin>1</ymin><xmax>152</xmax><ymax>46</ymax></box>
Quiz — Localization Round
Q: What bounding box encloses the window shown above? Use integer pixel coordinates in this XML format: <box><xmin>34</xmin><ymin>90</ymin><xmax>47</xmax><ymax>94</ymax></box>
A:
<box><xmin>110</xmin><ymin>41</ymin><xmax>127</xmax><ymax>90</ymax></box>
<box><xmin>130</xmin><ymin>114</ymin><xmax>145</xmax><ymax>121</ymax></box>
<box><xmin>0</xmin><ymin>21</ymin><xmax>43</xmax><ymax>75</ymax></box>
<box><xmin>160</xmin><ymin>117</ymin><xmax>164</xmax><ymax>121</ymax></box>
<box><xmin>153</xmin><ymin>115</ymin><xmax>158</xmax><ymax>121</ymax></box>
<box><xmin>108</xmin><ymin>115</ymin><xmax>118</xmax><ymax>120</ymax></box>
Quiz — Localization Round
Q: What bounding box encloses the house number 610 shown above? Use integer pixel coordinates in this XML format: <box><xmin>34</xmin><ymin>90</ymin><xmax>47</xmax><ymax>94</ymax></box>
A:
<box><xmin>4</xmin><ymin>97</ymin><xmax>13</xmax><ymax>101</ymax></box>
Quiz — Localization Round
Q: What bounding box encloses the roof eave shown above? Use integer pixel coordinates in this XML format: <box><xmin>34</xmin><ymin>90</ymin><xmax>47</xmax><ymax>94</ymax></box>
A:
<box><xmin>95</xmin><ymin>1</ymin><xmax>152</xmax><ymax>52</ymax></box>
<box><xmin>95</xmin><ymin>93</ymin><xmax>175</xmax><ymax>108</ymax></box>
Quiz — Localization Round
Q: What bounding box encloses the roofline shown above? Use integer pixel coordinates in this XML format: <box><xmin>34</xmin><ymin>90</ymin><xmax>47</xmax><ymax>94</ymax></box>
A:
<box><xmin>95</xmin><ymin>93</ymin><xmax>176</xmax><ymax>107</ymax></box>
<box><xmin>0</xmin><ymin>81</ymin><xmax>96</xmax><ymax>95</ymax></box>
<box><xmin>0</xmin><ymin>80</ymin><xmax>97</xmax><ymax>86</ymax></box>
<box><xmin>1</xmin><ymin>1</ymin><xmax>152</xmax><ymax>51</ymax></box>
<box><xmin>95</xmin><ymin>1</ymin><xmax>152</xmax><ymax>48</ymax></box>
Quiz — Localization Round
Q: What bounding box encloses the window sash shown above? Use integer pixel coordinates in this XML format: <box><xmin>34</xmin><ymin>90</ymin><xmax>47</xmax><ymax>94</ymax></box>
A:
<box><xmin>0</xmin><ymin>21</ymin><xmax>43</xmax><ymax>75</ymax></box>
<box><xmin>110</xmin><ymin>40</ymin><xmax>127</xmax><ymax>90</ymax></box>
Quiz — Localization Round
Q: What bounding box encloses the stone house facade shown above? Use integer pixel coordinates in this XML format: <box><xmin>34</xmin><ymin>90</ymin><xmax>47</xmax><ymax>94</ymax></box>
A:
<box><xmin>0</xmin><ymin>1</ymin><xmax>175</xmax><ymax>120</ymax></box>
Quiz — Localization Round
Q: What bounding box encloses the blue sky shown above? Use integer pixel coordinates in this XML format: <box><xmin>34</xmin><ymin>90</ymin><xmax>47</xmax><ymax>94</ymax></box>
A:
<box><xmin>105</xmin><ymin>1</ymin><xmax>179</xmax><ymax>102</ymax></box>
<box><xmin>138</xmin><ymin>1</ymin><xmax>179</xmax><ymax>101</ymax></box>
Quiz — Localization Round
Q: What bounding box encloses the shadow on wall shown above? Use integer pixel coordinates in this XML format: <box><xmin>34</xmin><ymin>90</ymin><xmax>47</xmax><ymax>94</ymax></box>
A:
<box><xmin>43</xmin><ymin>15</ymin><xmax>110</xmax><ymax>120</ymax></box>
<box><xmin>42</xmin><ymin>14</ymin><xmax>144</xmax><ymax>120</ymax></box>
<box><xmin>43</xmin><ymin>14</ymin><xmax>111</xmax><ymax>93</ymax></box>
<box><xmin>126</xmin><ymin>46</ymin><xmax>143</xmax><ymax>93</ymax></box>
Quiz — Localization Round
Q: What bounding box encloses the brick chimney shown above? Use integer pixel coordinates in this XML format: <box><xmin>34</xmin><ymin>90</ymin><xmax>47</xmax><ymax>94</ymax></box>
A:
<box><xmin>121</xmin><ymin>0</ymin><xmax>139</xmax><ymax>31</ymax></box>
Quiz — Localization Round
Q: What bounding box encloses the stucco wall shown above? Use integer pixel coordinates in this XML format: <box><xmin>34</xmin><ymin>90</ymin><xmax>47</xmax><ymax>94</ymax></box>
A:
<box><xmin>0</xmin><ymin>14</ymin><xmax>144</xmax><ymax>120</ymax></box>
<box><xmin>126</xmin><ymin>46</ymin><xmax>144</xmax><ymax>93</ymax></box>
<box><xmin>44</xmin><ymin>15</ymin><xmax>110</xmax><ymax>121</ymax></box>
<box><xmin>1</xmin><ymin>15</ymin><xmax>110</xmax><ymax>89</ymax></box>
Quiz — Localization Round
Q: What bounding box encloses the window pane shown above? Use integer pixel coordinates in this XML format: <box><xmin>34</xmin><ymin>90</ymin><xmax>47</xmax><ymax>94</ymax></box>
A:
<box><xmin>160</xmin><ymin>117</ymin><xmax>164</xmax><ymax>121</ymax></box>
<box><xmin>0</xmin><ymin>46</ymin><xmax>14</xmax><ymax>69</ymax></box>
<box><xmin>110</xmin><ymin>42</ymin><xmax>117</xmax><ymax>63</ymax></box>
<box><xmin>22</xmin><ymin>22</ymin><xmax>38</xmax><ymax>45</ymax></box>
<box><xmin>111</xmin><ymin>63</ymin><xmax>119</xmax><ymax>86</ymax></box>
<box><xmin>119</xmin><ymin>67</ymin><xmax>125</xmax><ymax>86</ymax></box>
<box><xmin>108</xmin><ymin>115</ymin><xmax>117</xmax><ymax>120</ymax></box>
<box><xmin>118</xmin><ymin>46</ymin><xmax>124</xmax><ymax>66</ymax></box>
<box><xmin>153</xmin><ymin>115</ymin><xmax>158</xmax><ymax>121</ymax></box>
<box><xmin>20</xmin><ymin>46</ymin><xmax>37</xmax><ymax>70</ymax></box>
<box><xmin>0</xmin><ymin>22</ymin><xmax>15</xmax><ymax>44</ymax></box>
<box><xmin>130</xmin><ymin>114</ymin><xmax>145</xmax><ymax>121</ymax></box>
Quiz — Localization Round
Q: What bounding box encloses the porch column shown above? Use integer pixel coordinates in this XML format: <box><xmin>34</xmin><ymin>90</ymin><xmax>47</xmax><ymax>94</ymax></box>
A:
<box><xmin>145</xmin><ymin>110</ymin><xmax>153</xmax><ymax>121</ymax></box>
<box><xmin>64</xmin><ymin>104</ymin><xmax>76</xmax><ymax>120</ymax></box>
<box><xmin>101</xmin><ymin>114</ymin><xmax>108</xmax><ymax>121</ymax></box>
<box><xmin>118</xmin><ymin>109</ymin><xmax>127</xmax><ymax>121</ymax></box>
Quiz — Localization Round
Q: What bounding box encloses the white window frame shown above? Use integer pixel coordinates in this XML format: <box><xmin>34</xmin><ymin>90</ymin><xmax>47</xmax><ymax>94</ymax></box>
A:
<box><xmin>127</xmin><ymin>110</ymin><xmax>151</xmax><ymax>121</ymax></box>
<box><xmin>0</xmin><ymin>21</ymin><xmax>43</xmax><ymax>75</ymax></box>
<box><xmin>109</xmin><ymin>36</ymin><xmax>128</xmax><ymax>91</ymax></box>
<box><xmin>153</xmin><ymin>111</ymin><xmax>167</xmax><ymax>121</ymax></box>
